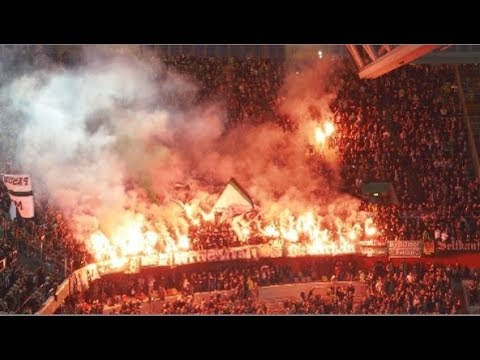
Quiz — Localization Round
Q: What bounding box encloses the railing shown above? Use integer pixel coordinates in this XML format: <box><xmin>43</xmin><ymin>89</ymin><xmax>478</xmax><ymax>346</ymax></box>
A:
<box><xmin>14</xmin><ymin>282</ymin><xmax>50</xmax><ymax>314</ymax></box>
<box><xmin>38</xmin><ymin>268</ymin><xmax>88</xmax><ymax>314</ymax></box>
<box><xmin>462</xmin><ymin>280</ymin><xmax>480</xmax><ymax>314</ymax></box>
<box><xmin>0</xmin><ymin>250</ymin><xmax>18</xmax><ymax>271</ymax></box>
<box><xmin>455</xmin><ymin>65</ymin><xmax>480</xmax><ymax>178</ymax></box>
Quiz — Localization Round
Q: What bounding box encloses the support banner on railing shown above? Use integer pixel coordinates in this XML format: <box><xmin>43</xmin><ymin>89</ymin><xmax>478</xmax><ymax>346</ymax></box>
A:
<box><xmin>388</xmin><ymin>241</ymin><xmax>423</xmax><ymax>258</ymax></box>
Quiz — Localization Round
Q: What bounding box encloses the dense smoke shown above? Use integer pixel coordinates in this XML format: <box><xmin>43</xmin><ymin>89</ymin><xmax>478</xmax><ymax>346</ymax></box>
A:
<box><xmin>0</xmin><ymin>46</ymin><xmax>367</xmax><ymax>259</ymax></box>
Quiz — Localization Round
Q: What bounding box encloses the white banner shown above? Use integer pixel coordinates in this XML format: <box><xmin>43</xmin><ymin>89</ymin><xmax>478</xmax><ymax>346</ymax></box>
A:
<box><xmin>96</xmin><ymin>241</ymin><xmax>385</xmax><ymax>275</ymax></box>
<box><xmin>2</xmin><ymin>174</ymin><xmax>34</xmax><ymax>218</ymax></box>
<box><xmin>387</xmin><ymin>241</ymin><xmax>422</xmax><ymax>258</ymax></box>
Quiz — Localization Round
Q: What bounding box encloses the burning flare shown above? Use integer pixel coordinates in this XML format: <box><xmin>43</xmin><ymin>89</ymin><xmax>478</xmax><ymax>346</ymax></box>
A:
<box><xmin>315</xmin><ymin>120</ymin><xmax>335</xmax><ymax>145</ymax></box>
<box><xmin>85</xmin><ymin>193</ymin><xmax>376</xmax><ymax>265</ymax></box>
<box><xmin>364</xmin><ymin>218</ymin><xmax>377</xmax><ymax>237</ymax></box>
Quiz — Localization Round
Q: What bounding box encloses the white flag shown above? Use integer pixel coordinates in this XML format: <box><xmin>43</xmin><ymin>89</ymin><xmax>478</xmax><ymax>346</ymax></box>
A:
<box><xmin>2</xmin><ymin>174</ymin><xmax>34</xmax><ymax>218</ymax></box>
<box><xmin>9</xmin><ymin>201</ymin><xmax>17</xmax><ymax>220</ymax></box>
<box><xmin>214</xmin><ymin>178</ymin><xmax>254</xmax><ymax>217</ymax></box>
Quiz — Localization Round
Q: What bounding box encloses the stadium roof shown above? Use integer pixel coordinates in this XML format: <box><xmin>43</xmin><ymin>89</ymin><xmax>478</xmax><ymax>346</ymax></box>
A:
<box><xmin>346</xmin><ymin>45</ymin><xmax>449</xmax><ymax>78</ymax></box>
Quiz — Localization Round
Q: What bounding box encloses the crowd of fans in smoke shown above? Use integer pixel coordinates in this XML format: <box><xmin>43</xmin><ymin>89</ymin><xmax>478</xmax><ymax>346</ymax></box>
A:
<box><xmin>1</xmin><ymin>45</ymin><xmax>480</xmax><ymax>313</ymax></box>
<box><xmin>54</xmin><ymin>261</ymin><xmax>475</xmax><ymax>314</ymax></box>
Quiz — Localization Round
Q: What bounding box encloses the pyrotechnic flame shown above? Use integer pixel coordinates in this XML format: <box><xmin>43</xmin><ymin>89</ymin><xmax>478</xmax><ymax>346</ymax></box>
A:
<box><xmin>262</xmin><ymin>224</ymin><xmax>280</xmax><ymax>238</ymax></box>
<box><xmin>231</xmin><ymin>216</ymin><xmax>251</xmax><ymax>242</ymax></box>
<box><xmin>200</xmin><ymin>210</ymin><xmax>215</xmax><ymax>222</ymax></box>
<box><xmin>314</xmin><ymin>120</ymin><xmax>335</xmax><ymax>145</ymax></box>
<box><xmin>89</xmin><ymin>231</ymin><xmax>112</xmax><ymax>262</ymax></box>
<box><xmin>177</xmin><ymin>234</ymin><xmax>190</xmax><ymax>250</ymax></box>
<box><xmin>86</xmin><ymin>195</ymin><xmax>376</xmax><ymax>267</ymax></box>
<box><xmin>5</xmin><ymin>47</ymin><xmax>371</xmax><ymax>272</ymax></box>
<box><xmin>110</xmin><ymin>256</ymin><xmax>128</xmax><ymax>269</ymax></box>
<box><xmin>281</xmin><ymin>228</ymin><xmax>299</xmax><ymax>242</ymax></box>
<box><xmin>348</xmin><ymin>229</ymin><xmax>357</xmax><ymax>240</ymax></box>
<box><xmin>324</xmin><ymin>121</ymin><xmax>334</xmax><ymax>136</ymax></box>
<box><xmin>315</xmin><ymin>127</ymin><xmax>326</xmax><ymax>144</ymax></box>
<box><xmin>365</xmin><ymin>218</ymin><xmax>377</xmax><ymax>237</ymax></box>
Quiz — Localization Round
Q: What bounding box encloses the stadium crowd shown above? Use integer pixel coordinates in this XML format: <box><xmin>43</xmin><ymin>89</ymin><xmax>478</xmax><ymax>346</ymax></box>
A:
<box><xmin>55</xmin><ymin>259</ymin><xmax>351</xmax><ymax>314</ymax></box>
<box><xmin>2</xmin><ymin>48</ymin><xmax>478</xmax><ymax>251</ymax></box>
<box><xmin>465</xmin><ymin>268</ymin><xmax>480</xmax><ymax>307</ymax></box>
<box><xmin>53</xmin><ymin>260</ymin><xmax>474</xmax><ymax>314</ymax></box>
<box><xmin>333</xmin><ymin>62</ymin><xmax>480</xmax><ymax>245</ymax></box>
<box><xmin>283</xmin><ymin>264</ymin><xmax>464</xmax><ymax>314</ymax></box>
<box><xmin>0</xmin><ymin>262</ymin><xmax>61</xmax><ymax>314</ymax></box>
<box><xmin>355</xmin><ymin>261</ymin><xmax>463</xmax><ymax>314</ymax></box>
<box><xmin>0</xmin><ymin>46</ymin><xmax>479</xmax><ymax>313</ymax></box>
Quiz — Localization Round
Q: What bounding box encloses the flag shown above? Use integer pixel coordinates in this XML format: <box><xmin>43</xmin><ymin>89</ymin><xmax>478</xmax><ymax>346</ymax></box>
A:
<box><xmin>2</xmin><ymin>174</ymin><xmax>34</xmax><ymax>218</ymax></box>
<box><xmin>9</xmin><ymin>202</ymin><xmax>16</xmax><ymax>220</ymax></box>
<box><xmin>214</xmin><ymin>178</ymin><xmax>254</xmax><ymax>220</ymax></box>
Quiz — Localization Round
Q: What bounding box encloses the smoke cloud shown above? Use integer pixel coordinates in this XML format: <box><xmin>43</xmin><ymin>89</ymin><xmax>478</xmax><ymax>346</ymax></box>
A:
<box><xmin>0</xmin><ymin>46</ymin><xmax>366</xmax><ymax>259</ymax></box>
